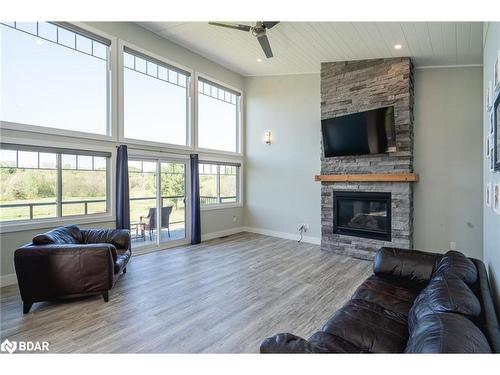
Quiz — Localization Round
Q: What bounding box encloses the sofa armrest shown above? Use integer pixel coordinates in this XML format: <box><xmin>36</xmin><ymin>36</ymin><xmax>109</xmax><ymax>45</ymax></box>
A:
<box><xmin>260</xmin><ymin>333</ymin><xmax>318</xmax><ymax>353</ymax></box>
<box><xmin>14</xmin><ymin>244</ymin><xmax>115</xmax><ymax>302</ymax></box>
<box><xmin>373</xmin><ymin>247</ymin><xmax>442</xmax><ymax>289</ymax></box>
<box><xmin>81</xmin><ymin>229</ymin><xmax>130</xmax><ymax>251</ymax></box>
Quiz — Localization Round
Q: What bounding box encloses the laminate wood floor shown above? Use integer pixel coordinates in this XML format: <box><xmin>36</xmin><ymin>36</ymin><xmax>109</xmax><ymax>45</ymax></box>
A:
<box><xmin>0</xmin><ymin>232</ymin><xmax>372</xmax><ymax>353</ymax></box>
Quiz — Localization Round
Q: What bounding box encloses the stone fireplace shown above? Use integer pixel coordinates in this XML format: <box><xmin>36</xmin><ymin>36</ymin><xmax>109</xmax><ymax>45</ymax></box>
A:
<box><xmin>320</xmin><ymin>58</ymin><xmax>414</xmax><ymax>260</ymax></box>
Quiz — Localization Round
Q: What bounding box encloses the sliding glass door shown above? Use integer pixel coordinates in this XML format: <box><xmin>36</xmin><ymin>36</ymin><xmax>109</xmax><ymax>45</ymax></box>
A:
<box><xmin>159</xmin><ymin>162</ymin><xmax>186</xmax><ymax>244</ymax></box>
<box><xmin>128</xmin><ymin>157</ymin><xmax>188</xmax><ymax>250</ymax></box>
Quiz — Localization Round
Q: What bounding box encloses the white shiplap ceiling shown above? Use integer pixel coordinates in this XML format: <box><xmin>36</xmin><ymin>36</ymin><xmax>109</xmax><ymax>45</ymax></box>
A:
<box><xmin>137</xmin><ymin>22</ymin><xmax>483</xmax><ymax>76</ymax></box>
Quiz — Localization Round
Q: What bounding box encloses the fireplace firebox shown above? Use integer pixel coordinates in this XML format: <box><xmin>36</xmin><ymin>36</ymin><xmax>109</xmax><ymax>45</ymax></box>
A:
<box><xmin>333</xmin><ymin>191</ymin><xmax>391</xmax><ymax>241</ymax></box>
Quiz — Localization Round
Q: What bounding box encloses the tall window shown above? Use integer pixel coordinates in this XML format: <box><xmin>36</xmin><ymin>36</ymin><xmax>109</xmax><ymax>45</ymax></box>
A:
<box><xmin>0</xmin><ymin>145</ymin><xmax>110</xmax><ymax>223</ymax></box>
<box><xmin>123</xmin><ymin>47</ymin><xmax>191</xmax><ymax>146</ymax></box>
<box><xmin>0</xmin><ymin>22</ymin><xmax>110</xmax><ymax>135</ymax></box>
<box><xmin>197</xmin><ymin>78</ymin><xmax>241</xmax><ymax>153</ymax></box>
<box><xmin>199</xmin><ymin>162</ymin><xmax>240</xmax><ymax>207</ymax></box>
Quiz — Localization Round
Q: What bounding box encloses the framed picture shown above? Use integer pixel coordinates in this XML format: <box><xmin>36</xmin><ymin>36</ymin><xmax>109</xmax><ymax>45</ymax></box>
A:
<box><xmin>494</xmin><ymin>184</ymin><xmax>500</xmax><ymax>213</ymax></box>
<box><xmin>490</xmin><ymin>111</ymin><xmax>495</xmax><ymax>135</ymax></box>
<box><xmin>486</xmin><ymin>183</ymin><xmax>492</xmax><ymax>207</ymax></box>
<box><xmin>486</xmin><ymin>135</ymin><xmax>491</xmax><ymax>159</ymax></box>
<box><xmin>494</xmin><ymin>90</ymin><xmax>500</xmax><ymax>171</ymax></box>
<box><xmin>487</xmin><ymin>81</ymin><xmax>493</xmax><ymax>111</ymax></box>
<box><xmin>495</xmin><ymin>50</ymin><xmax>500</xmax><ymax>92</ymax></box>
<box><xmin>491</xmin><ymin>139</ymin><xmax>495</xmax><ymax>171</ymax></box>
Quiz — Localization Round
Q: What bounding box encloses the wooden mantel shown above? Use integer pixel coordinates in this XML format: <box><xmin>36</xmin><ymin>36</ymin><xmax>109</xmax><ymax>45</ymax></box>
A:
<box><xmin>315</xmin><ymin>173</ymin><xmax>419</xmax><ymax>183</ymax></box>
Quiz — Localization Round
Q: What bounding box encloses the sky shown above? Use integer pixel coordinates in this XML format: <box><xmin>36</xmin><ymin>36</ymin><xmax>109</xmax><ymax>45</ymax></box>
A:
<box><xmin>1</xmin><ymin>22</ymin><xmax>240</xmax><ymax>152</ymax></box>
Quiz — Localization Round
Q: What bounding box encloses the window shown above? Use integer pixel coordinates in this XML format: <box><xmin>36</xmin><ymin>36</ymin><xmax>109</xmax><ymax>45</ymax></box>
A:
<box><xmin>0</xmin><ymin>22</ymin><xmax>111</xmax><ymax>135</ymax></box>
<box><xmin>197</xmin><ymin>78</ymin><xmax>241</xmax><ymax>153</ymax></box>
<box><xmin>0</xmin><ymin>145</ymin><xmax>110</xmax><ymax>223</ymax></box>
<box><xmin>123</xmin><ymin>47</ymin><xmax>191</xmax><ymax>146</ymax></box>
<box><xmin>199</xmin><ymin>162</ymin><xmax>240</xmax><ymax>207</ymax></box>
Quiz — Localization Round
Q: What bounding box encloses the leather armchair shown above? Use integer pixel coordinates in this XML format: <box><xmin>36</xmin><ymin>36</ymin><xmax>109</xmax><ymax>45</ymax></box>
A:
<box><xmin>14</xmin><ymin>225</ymin><xmax>131</xmax><ymax>314</ymax></box>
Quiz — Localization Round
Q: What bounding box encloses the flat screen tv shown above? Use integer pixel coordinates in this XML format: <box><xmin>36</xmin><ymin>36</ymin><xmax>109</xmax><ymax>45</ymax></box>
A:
<box><xmin>321</xmin><ymin>106</ymin><xmax>396</xmax><ymax>157</ymax></box>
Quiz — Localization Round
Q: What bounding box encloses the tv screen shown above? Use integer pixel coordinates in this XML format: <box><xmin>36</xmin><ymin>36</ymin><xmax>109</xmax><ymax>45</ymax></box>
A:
<box><xmin>321</xmin><ymin>106</ymin><xmax>396</xmax><ymax>157</ymax></box>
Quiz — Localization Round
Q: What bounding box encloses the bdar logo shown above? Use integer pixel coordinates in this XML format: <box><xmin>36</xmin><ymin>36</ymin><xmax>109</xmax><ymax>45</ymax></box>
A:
<box><xmin>1</xmin><ymin>339</ymin><xmax>17</xmax><ymax>354</ymax></box>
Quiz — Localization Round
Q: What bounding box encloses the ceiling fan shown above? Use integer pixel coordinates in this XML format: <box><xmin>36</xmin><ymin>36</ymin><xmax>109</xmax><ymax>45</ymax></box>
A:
<box><xmin>208</xmin><ymin>21</ymin><xmax>279</xmax><ymax>58</ymax></box>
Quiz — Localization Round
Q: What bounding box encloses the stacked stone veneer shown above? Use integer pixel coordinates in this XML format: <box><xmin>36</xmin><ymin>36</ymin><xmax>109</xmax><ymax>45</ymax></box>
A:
<box><xmin>320</xmin><ymin>58</ymin><xmax>414</xmax><ymax>260</ymax></box>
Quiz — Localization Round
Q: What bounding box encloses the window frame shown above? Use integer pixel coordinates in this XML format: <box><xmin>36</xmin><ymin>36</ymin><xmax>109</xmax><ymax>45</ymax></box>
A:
<box><xmin>195</xmin><ymin>72</ymin><xmax>243</xmax><ymax>157</ymax></box>
<box><xmin>0</xmin><ymin>22</ymin><xmax>117</xmax><ymax>142</ymax></box>
<box><xmin>118</xmin><ymin>40</ymin><xmax>195</xmax><ymax>151</ymax></box>
<box><xmin>198</xmin><ymin>156</ymin><xmax>243</xmax><ymax>211</ymax></box>
<box><xmin>0</xmin><ymin>140</ymin><xmax>115</xmax><ymax>234</ymax></box>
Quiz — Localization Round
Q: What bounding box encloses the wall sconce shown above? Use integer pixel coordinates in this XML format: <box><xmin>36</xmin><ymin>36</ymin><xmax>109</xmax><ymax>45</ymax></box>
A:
<box><xmin>265</xmin><ymin>131</ymin><xmax>272</xmax><ymax>145</ymax></box>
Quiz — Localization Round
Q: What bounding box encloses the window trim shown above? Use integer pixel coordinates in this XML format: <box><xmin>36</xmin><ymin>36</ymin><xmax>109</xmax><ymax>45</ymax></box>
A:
<box><xmin>0</xmin><ymin>22</ymin><xmax>117</xmax><ymax>141</ymax></box>
<box><xmin>198</xmin><ymin>156</ymin><xmax>243</xmax><ymax>211</ymax></box>
<box><xmin>0</xmin><ymin>139</ymin><xmax>115</xmax><ymax>234</ymax></box>
<box><xmin>118</xmin><ymin>40</ymin><xmax>195</xmax><ymax>151</ymax></box>
<box><xmin>194</xmin><ymin>72</ymin><xmax>244</xmax><ymax>157</ymax></box>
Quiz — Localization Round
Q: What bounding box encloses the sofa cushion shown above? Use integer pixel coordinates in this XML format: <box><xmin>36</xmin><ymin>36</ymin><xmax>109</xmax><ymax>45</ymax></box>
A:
<box><xmin>434</xmin><ymin>250</ymin><xmax>477</xmax><ymax>285</ymax></box>
<box><xmin>321</xmin><ymin>299</ymin><xmax>408</xmax><ymax>353</ymax></box>
<box><xmin>405</xmin><ymin>313</ymin><xmax>491</xmax><ymax>353</ymax></box>
<box><xmin>408</xmin><ymin>272</ymin><xmax>481</xmax><ymax>332</ymax></box>
<box><xmin>352</xmin><ymin>274</ymin><xmax>419</xmax><ymax>317</ymax></box>
<box><xmin>33</xmin><ymin>225</ymin><xmax>83</xmax><ymax>245</ymax></box>
<box><xmin>308</xmin><ymin>332</ymin><xmax>365</xmax><ymax>353</ymax></box>
<box><xmin>373</xmin><ymin>247</ymin><xmax>441</xmax><ymax>290</ymax></box>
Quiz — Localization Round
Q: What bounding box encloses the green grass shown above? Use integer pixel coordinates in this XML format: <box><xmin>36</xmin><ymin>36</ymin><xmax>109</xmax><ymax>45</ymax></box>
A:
<box><xmin>0</xmin><ymin>197</ymin><xmax>107</xmax><ymax>221</ymax></box>
<box><xmin>1</xmin><ymin>197</ymin><xmax>186</xmax><ymax>226</ymax></box>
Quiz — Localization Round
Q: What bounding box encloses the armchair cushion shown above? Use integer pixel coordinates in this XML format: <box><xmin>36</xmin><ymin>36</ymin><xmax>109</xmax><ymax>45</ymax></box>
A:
<box><xmin>82</xmin><ymin>228</ymin><xmax>130</xmax><ymax>250</ymax></box>
<box><xmin>114</xmin><ymin>249</ymin><xmax>131</xmax><ymax>274</ymax></box>
<box><xmin>32</xmin><ymin>225</ymin><xmax>83</xmax><ymax>245</ymax></box>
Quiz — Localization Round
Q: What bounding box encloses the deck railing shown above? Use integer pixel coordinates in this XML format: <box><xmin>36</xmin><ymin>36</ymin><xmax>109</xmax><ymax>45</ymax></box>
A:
<box><xmin>0</xmin><ymin>195</ymin><xmax>238</xmax><ymax>220</ymax></box>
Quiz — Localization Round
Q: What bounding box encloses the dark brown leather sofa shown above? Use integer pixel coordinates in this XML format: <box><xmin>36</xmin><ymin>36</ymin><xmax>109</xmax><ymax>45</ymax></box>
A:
<box><xmin>14</xmin><ymin>225</ymin><xmax>131</xmax><ymax>314</ymax></box>
<box><xmin>261</xmin><ymin>248</ymin><xmax>500</xmax><ymax>353</ymax></box>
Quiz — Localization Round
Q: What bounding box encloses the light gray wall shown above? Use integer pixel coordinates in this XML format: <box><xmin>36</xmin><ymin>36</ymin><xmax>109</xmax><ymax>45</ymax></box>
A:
<box><xmin>244</xmin><ymin>68</ymin><xmax>483</xmax><ymax>253</ymax></box>
<box><xmin>483</xmin><ymin>22</ymin><xmax>500</xmax><ymax>310</ymax></box>
<box><xmin>413</xmin><ymin>67</ymin><xmax>483</xmax><ymax>258</ymax></box>
<box><xmin>244</xmin><ymin>74</ymin><xmax>321</xmax><ymax>241</ymax></box>
<box><xmin>0</xmin><ymin>22</ymin><xmax>244</xmax><ymax>281</ymax></box>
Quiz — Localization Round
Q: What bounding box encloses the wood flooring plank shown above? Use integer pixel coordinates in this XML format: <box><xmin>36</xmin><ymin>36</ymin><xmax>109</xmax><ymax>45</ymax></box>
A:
<box><xmin>0</xmin><ymin>232</ymin><xmax>372</xmax><ymax>353</ymax></box>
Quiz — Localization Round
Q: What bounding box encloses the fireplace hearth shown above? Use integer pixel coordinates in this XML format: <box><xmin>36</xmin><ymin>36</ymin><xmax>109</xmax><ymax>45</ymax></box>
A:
<box><xmin>333</xmin><ymin>191</ymin><xmax>391</xmax><ymax>241</ymax></box>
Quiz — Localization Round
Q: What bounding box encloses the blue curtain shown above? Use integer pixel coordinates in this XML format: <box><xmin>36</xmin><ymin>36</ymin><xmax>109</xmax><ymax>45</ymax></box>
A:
<box><xmin>116</xmin><ymin>145</ymin><xmax>130</xmax><ymax>230</ymax></box>
<box><xmin>190</xmin><ymin>154</ymin><xmax>201</xmax><ymax>244</ymax></box>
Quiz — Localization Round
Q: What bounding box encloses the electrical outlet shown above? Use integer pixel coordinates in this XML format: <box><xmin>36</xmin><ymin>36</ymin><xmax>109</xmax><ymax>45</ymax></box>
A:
<box><xmin>298</xmin><ymin>224</ymin><xmax>309</xmax><ymax>232</ymax></box>
<box><xmin>449</xmin><ymin>241</ymin><xmax>457</xmax><ymax>251</ymax></box>
<box><xmin>232</xmin><ymin>216</ymin><xmax>237</xmax><ymax>223</ymax></box>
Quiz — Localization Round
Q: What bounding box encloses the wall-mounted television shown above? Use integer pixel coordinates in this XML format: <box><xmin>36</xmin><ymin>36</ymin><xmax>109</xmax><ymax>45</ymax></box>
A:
<box><xmin>321</xmin><ymin>106</ymin><xmax>396</xmax><ymax>158</ymax></box>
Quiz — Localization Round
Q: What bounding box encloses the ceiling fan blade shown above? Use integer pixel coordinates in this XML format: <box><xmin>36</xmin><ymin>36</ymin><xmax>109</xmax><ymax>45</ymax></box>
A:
<box><xmin>262</xmin><ymin>21</ymin><xmax>279</xmax><ymax>29</ymax></box>
<box><xmin>208</xmin><ymin>22</ymin><xmax>251</xmax><ymax>32</ymax></box>
<box><xmin>257</xmin><ymin>34</ymin><xmax>273</xmax><ymax>58</ymax></box>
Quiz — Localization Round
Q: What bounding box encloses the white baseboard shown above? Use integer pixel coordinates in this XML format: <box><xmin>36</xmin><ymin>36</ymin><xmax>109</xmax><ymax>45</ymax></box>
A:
<box><xmin>0</xmin><ymin>273</ymin><xmax>17</xmax><ymax>287</ymax></box>
<box><xmin>242</xmin><ymin>226</ymin><xmax>321</xmax><ymax>245</ymax></box>
<box><xmin>201</xmin><ymin>227</ymin><xmax>245</xmax><ymax>241</ymax></box>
